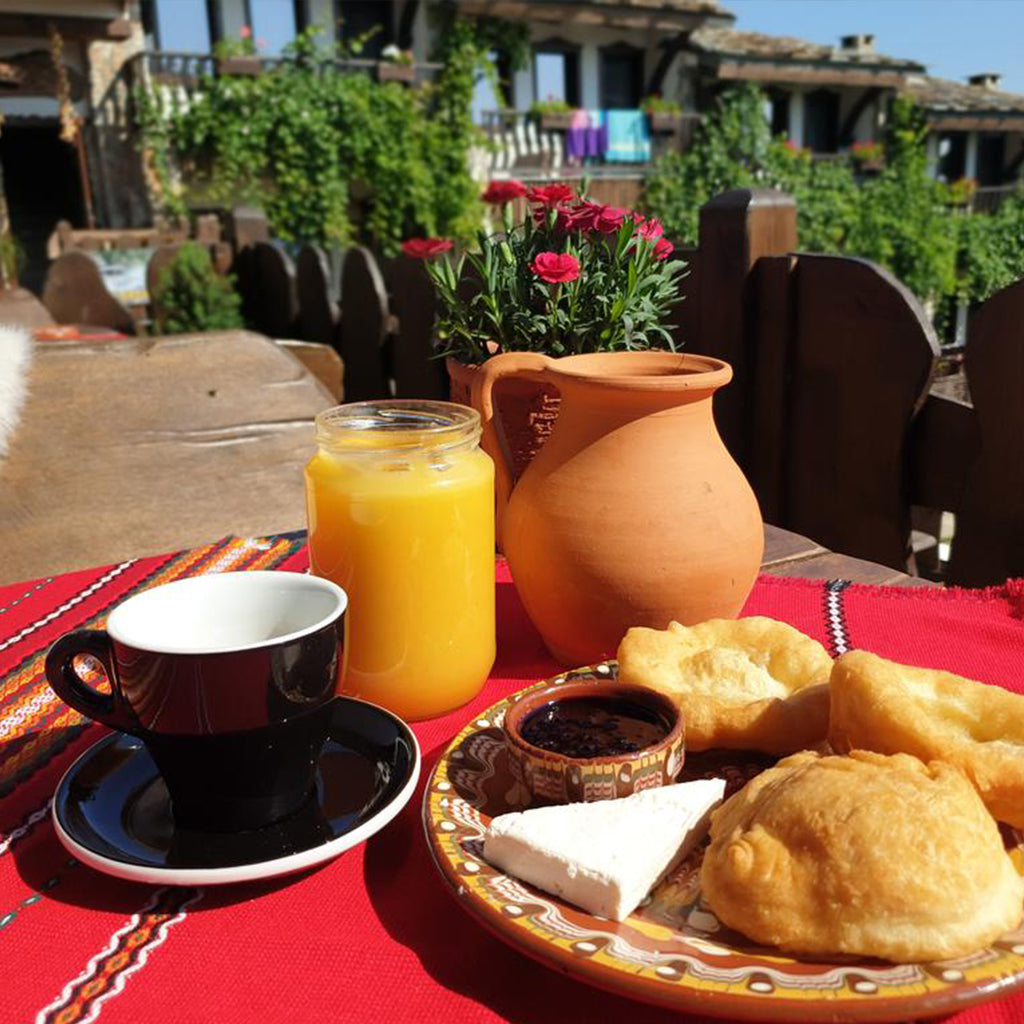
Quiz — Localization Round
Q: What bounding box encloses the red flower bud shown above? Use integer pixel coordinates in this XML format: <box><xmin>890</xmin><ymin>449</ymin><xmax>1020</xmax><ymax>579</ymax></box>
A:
<box><xmin>634</xmin><ymin>215</ymin><xmax>664</xmax><ymax>241</ymax></box>
<box><xmin>527</xmin><ymin>183</ymin><xmax>576</xmax><ymax>208</ymax></box>
<box><xmin>481</xmin><ymin>179</ymin><xmax>527</xmax><ymax>205</ymax></box>
<box><xmin>594</xmin><ymin>206</ymin><xmax>627</xmax><ymax>234</ymax></box>
<box><xmin>401</xmin><ymin>237</ymin><xmax>453</xmax><ymax>259</ymax></box>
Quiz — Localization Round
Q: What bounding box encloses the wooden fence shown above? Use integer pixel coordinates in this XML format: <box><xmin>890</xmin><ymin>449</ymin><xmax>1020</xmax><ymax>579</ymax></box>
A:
<box><xmin>32</xmin><ymin>191</ymin><xmax>1024</xmax><ymax>588</ymax></box>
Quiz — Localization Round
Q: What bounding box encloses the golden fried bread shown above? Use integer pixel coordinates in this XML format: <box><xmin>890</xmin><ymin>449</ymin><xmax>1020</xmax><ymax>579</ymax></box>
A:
<box><xmin>701</xmin><ymin>750</ymin><xmax>1024</xmax><ymax>962</ymax></box>
<box><xmin>829</xmin><ymin>650</ymin><xmax>1024</xmax><ymax>828</ymax></box>
<box><xmin>616</xmin><ymin>617</ymin><xmax>832</xmax><ymax>754</ymax></box>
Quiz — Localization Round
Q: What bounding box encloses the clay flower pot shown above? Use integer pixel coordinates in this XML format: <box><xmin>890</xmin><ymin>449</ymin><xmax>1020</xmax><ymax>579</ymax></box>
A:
<box><xmin>473</xmin><ymin>350</ymin><xmax>764</xmax><ymax>666</ymax></box>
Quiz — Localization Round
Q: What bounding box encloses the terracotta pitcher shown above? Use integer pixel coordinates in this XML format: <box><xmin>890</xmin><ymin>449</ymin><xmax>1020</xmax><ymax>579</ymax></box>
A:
<box><xmin>472</xmin><ymin>351</ymin><xmax>763</xmax><ymax>665</ymax></box>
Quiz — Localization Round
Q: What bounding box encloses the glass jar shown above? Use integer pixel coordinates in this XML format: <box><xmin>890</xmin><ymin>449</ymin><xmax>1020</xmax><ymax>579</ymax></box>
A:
<box><xmin>305</xmin><ymin>401</ymin><xmax>495</xmax><ymax>721</ymax></box>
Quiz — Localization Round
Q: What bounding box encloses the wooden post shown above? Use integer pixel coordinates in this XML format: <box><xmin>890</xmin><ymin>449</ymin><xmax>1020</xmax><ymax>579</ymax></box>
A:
<box><xmin>696</xmin><ymin>188</ymin><xmax>797</xmax><ymax>472</ymax></box>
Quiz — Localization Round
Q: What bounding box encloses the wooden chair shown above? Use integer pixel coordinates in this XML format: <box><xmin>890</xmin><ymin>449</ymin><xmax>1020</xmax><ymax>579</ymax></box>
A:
<box><xmin>0</xmin><ymin>330</ymin><xmax>334</xmax><ymax>585</ymax></box>
<box><xmin>295</xmin><ymin>244</ymin><xmax>341</xmax><ymax>347</ymax></box>
<box><xmin>234</xmin><ymin>241</ymin><xmax>299</xmax><ymax>339</ymax></box>
<box><xmin>40</xmin><ymin>251</ymin><xmax>136</xmax><ymax>335</ymax></box>
<box><xmin>337</xmin><ymin>246</ymin><xmax>393</xmax><ymax>401</ymax></box>
<box><xmin>911</xmin><ymin>279</ymin><xmax>1024</xmax><ymax>585</ymax></box>
<box><xmin>386</xmin><ymin>254</ymin><xmax>448</xmax><ymax>399</ymax></box>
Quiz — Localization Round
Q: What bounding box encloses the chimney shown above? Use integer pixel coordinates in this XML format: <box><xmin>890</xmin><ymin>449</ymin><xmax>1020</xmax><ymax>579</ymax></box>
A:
<box><xmin>968</xmin><ymin>72</ymin><xmax>1002</xmax><ymax>90</ymax></box>
<box><xmin>839</xmin><ymin>34</ymin><xmax>876</xmax><ymax>55</ymax></box>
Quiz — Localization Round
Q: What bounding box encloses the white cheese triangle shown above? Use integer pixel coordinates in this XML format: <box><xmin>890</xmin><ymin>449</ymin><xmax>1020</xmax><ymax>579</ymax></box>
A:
<box><xmin>483</xmin><ymin>778</ymin><xmax>726</xmax><ymax>921</ymax></box>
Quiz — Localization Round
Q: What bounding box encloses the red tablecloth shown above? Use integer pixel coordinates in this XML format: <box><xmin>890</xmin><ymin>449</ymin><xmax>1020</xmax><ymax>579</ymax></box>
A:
<box><xmin>2</xmin><ymin>536</ymin><xmax>1023</xmax><ymax>1024</ymax></box>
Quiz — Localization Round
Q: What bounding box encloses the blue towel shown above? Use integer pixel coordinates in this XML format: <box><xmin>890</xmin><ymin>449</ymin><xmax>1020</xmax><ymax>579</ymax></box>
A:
<box><xmin>604</xmin><ymin>109</ymin><xmax>651</xmax><ymax>163</ymax></box>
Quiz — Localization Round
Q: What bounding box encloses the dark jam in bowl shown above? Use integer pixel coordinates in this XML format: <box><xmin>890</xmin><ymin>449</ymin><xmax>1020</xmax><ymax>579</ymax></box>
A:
<box><xmin>520</xmin><ymin>696</ymin><xmax>672</xmax><ymax>759</ymax></box>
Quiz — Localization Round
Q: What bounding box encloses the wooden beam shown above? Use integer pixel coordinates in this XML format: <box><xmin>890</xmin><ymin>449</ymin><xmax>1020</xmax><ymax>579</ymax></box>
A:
<box><xmin>924</xmin><ymin>113</ymin><xmax>1024</xmax><ymax>132</ymax></box>
<box><xmin>0</xmin><ymin>13</ymin><xmax>136</xmax><ymax>40</ymax></box>
<box><xmin>716</xmin><ymin>61</ymin><xmax>905</xmax><ymax>89</ymax></box>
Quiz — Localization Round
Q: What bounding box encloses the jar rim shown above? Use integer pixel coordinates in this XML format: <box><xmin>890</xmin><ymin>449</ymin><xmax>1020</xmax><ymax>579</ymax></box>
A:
<box><xmin>315</xmin><ymin>400</ymin><xmax>480</xmax><ymax>454</ymax></box>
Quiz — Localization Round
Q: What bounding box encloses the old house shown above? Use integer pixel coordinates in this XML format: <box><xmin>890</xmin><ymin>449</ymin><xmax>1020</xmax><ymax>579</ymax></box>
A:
<box><xmin>3</xmin><ymin>0</ymin><xmax>1024</xmax><ymax>286</ymax></box>
<box><xmin>904</xmin><ymin>72</ymin><xmax>1024</xmax><ymax>194</ymax></box>
<box><xmin>0</xmin><ymin>0</ymin><xmax>146</xmax><ymax>289</ymax></box>
<box><xmin>684</xmin><ymin>29</ymin><xmax>923</xmax><ymax>153</ymax></box>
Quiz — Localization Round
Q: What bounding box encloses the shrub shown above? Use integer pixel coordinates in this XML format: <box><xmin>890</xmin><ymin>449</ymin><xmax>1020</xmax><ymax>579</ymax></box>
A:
<box><xmin>152</xmin><ymin>242</ymin><xmax>244</xmax><ymax>334</ymax></box>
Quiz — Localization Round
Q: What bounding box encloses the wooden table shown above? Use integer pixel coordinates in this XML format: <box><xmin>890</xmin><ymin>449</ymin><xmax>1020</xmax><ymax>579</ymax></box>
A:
<box><xmin>762</xmin><ymin>523</ymin><xmax>938</xmax><ymax>587</ymax></box>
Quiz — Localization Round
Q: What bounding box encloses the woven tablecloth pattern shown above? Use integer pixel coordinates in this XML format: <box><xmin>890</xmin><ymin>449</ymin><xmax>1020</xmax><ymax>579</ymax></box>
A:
<box><xmin>1</xmin><ymin>536</ymin><xmax>1023</xmax><ymax>1024</ymax></box>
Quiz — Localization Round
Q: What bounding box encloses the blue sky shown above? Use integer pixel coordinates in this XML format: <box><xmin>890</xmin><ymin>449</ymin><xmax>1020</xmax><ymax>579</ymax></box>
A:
<box><xmin>727</xmin><ymin>1</ymin><xmax>1024</xmax><ymax>93</ymax></box>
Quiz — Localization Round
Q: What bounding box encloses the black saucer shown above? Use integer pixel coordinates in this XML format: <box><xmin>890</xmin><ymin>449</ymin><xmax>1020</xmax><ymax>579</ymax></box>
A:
<box><xmin>52</xmin><ymin>697</ymin><xmax>420</xmax><ymax>885</ymax></box>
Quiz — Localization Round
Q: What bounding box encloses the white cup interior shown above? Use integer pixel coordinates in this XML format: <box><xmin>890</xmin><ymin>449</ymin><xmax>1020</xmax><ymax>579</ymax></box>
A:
<box><xmin>105</xmin><ymin>572</ymin><xmax>346</xmax><ymax>655</ymax></box>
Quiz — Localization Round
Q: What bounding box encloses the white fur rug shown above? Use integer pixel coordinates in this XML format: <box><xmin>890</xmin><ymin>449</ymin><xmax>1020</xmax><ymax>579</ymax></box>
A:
<box><xmin>0</xmin><ymin>325</ymin><xmax>33</xmax><ymax>458</ymax></box>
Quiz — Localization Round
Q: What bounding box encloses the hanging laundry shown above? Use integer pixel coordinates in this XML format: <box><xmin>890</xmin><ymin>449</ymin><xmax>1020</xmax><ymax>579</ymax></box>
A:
<box><xmin>565</xmin><ymin>108</ymin><xmax>591</xmax><ymax>162</ymax></box>
<box><xmin>586</xmin><ymin>109</ymin><xmax>609</xmax><ymax>161</ymax></box>
<box><xmin>605</xmin><ymin>109</ymin><xmax>651</xmax><ymax>163</ymax></box>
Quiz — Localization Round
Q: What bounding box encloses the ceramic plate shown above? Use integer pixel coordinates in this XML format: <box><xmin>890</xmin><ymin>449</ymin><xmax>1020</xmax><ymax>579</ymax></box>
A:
<box><xmin>55</xmin><ymin>697</ymin><xmax>420</xmax><ymax>886</ymax></box>
<box><xmin>423</xmin><ymin>663</ymin><xmax>1024</xmax><ymax>1023</ymax></box>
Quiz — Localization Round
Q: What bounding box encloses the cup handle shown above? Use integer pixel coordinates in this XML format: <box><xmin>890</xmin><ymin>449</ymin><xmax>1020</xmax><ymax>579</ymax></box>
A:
<box><xmin>45</xmin><ymin>630</ymin><xmax>136</xmax><ymax>732</ymax></box>
<box><xmin>470</xmin><ymin>352</ymin><xmax>556</xmax><ymax>549</ymax></box>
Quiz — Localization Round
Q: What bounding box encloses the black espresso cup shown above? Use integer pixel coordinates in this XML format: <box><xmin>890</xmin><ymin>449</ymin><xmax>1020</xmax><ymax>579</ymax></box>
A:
<box><xmin>45</xmin><ymin>571</ymin><xmax>347</xmax><ymax>832</ymax></box>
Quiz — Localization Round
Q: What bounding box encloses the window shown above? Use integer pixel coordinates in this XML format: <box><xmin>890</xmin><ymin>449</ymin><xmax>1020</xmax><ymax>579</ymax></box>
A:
<box><xmin>533</xmin><ymin>40</ymin><xmax>580</xmax><ymax>108</ymax></box>
<box><xmin>338</xmin><ymin>1</ymin><xmax>393</xmax><ymax>60</ymax></box>
<box><xmin>937</xmin><ymin>132</ymin><xmax>967</xmax><ymax>182</ymax></box>
<box><xmin>249</xmin><ymin>0</ymin><xmax>299</xmax><ymax>56</ymax></box>
<box><xmin>977</xmin><ymin>132</ymin><xmax>1007</xmax><ymax>186</ymax></box>
<box><xmin>472</xmin><ymin>51</ymin><xmax>506</xmax><ymax>125</ymax></box>
<box><xmin>767</xmin><ymin>88</ymin><xmax>790</xmax><ymax>138</ymax></box>
<box><xmin>804</xmin><ymin>88</ymin><xmax>840</xmax><ymax>153</ymax></box>
<box><xmin>599</xmin><ymin>43</ymin><xmax>643</xmax><ymax>110</ymax></box>
<box><xmin>152</xmin><ymin>0</ymin><xmax>212</xmax><ymax>52</ymax></box>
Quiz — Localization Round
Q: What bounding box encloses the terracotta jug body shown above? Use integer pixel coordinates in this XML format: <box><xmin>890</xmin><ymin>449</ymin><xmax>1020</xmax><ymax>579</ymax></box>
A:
<box><xmin>472</xmin><ymin>351</ymin><xmax>763</xmax><ymax>666</ymax></box>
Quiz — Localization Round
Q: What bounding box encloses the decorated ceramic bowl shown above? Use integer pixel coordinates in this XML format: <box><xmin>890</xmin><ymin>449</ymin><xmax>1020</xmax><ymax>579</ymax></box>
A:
<box><xmin>502</xmin><ymin>679</ymin><xmax>684</xmax><ymax>804</ymax></box>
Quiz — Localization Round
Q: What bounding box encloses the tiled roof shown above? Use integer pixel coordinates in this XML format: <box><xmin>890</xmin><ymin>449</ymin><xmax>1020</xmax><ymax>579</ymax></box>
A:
<box><xmin>589</xmin><ymin>0</ymin><xmax>728</xmax><ymax>12</ymax></box>
<box><xmin>903</xmin><ymin>74</ymin><xmax>1024</xmax><ymax>115</ymax></box>
<box><xmin>689</xmin><ymin>27</ymin><xmax>923</xmax><ymax>72</ymax></box>
<box><xmin>458</xmin><ymin>0</ymin><xmax>734</xmax><ymax>30</ymax></box>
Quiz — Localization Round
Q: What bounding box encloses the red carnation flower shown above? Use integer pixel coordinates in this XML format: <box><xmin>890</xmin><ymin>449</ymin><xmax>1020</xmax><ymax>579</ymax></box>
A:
<box><xmin>532</xmin><ymin>251</ymin><xmax>580</xmax><ymax>283</ymax></box>
<box><xmin>527</xmin><ymin>183</ymin><xmax>576</xmax><ymax>208</ymax></box>
<box><xmin>561</xmin><ymin>200</ymin><xmax>603</xmax><ymax>232</ymax></box>
<box><xmin>595</xmin><ymin>206</ymin><xmax>627</xmax><ymax>234</ymax></box>
<box><xmin>634</xmin><ymin>215</ymin><xmax>664</xmax><ymax>241</ymax></box>
<box><xmin>653</xmin><ymin>237</ymin><xmax>674</xmax><ymax>261</ymax></box>
<box><xmin>401</xmin><ymin>237</ymin><xmax>453</xmax><ymax>259</ymax></box>
<box><xmin>481</xmin><ymin>179</ymin><xmax>527</xmax><ymax>205</ymax></box>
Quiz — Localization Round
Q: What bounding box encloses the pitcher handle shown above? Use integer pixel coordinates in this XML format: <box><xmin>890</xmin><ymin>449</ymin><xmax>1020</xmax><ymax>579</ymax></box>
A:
<box><xmin>471</xmin><ymin>352</ymin><xmax>556</xmax><ymax>549</ymax></box>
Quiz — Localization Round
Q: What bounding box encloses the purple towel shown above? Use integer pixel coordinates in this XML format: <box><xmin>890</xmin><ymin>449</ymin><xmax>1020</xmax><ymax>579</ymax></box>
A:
<box><xmin>566</xmin><ymin>112</ymin><xmax>608</xmax><ymax>161</ymax></box>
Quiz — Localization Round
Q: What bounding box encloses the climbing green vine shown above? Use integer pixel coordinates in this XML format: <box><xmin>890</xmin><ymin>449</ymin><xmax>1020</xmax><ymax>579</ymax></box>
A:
<box><xmin>642</xmin><ymin>84</ymin><xmax>1024</xmax><ymax>318</ymax></box>
<box><xmin>135</xmin><ymin>14</ymin><xmax>522</xmax><ymax>255</ymax></box>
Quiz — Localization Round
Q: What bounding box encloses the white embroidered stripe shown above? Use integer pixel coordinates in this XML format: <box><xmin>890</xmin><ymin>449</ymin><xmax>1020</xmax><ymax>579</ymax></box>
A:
<box><xmin>0</xmin><ymin>577</ymin><xmax>54</xmax><ymax>617</ymax></box>
<box><xmin>69</xmin><ymin>890</ymin><xmax>204</xmax><ymax>1024</ymax></box>
<box><xmin>33</xmin><ymin>887</ymin><xmax>203</xmax><ymax>1024</ymax></box>
<box><xmin>0</xmin><ymin>800</ymin><xmax>51</xmax><ymax>857</ymax></box>
<box><xmin>0</xmin><ymin>561</ymin><xmax>135</xmax><ymax>654</ymax></box>
<box><xmin>825</xmin><ymin>582</ymin><xmax>850</xmax><ymax>655</ymax></box>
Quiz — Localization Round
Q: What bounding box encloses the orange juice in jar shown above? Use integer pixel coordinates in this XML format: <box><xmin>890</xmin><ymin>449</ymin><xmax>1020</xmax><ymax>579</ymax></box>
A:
<box><xmin>305</xmin><ymin>401</ymin><xmax>495</xmax><ymax>720</ymax></box>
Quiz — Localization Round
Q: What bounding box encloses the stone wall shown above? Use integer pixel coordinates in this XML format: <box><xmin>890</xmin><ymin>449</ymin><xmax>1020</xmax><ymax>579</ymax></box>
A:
<box><xmin>86</xmin><ymin>18</ymin><xmax>150</xmax><ymax>228</ymax></box>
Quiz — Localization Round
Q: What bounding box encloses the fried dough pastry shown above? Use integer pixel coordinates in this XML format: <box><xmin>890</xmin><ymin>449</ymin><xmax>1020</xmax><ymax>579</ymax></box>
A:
<box><xmin>616</xmin><ymin>617</ymin><xmax>832</xmax><ymax>754</ymax></box>
<box><xmin>701</xmin><ymin>750</ymin><xmax>1024</xmax><ymax>962</ymax></box>
<box><xmin>829</xmin><ymin>649</ymin><xmax>1024</xmax><ymax>828</ymax></box>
